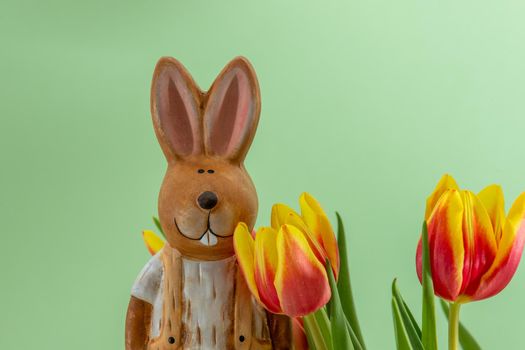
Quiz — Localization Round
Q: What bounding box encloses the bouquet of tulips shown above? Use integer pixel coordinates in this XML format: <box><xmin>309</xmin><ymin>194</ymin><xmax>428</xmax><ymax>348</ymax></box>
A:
<box><xmin>142</xmin><ymin>175</ymin><xmax>525</xmax><ymax>349</ymax></box>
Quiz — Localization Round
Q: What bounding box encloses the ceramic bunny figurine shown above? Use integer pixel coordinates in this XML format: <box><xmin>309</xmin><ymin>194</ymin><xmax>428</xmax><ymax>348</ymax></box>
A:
<box><xmin>125</xmin><ymin>57</ymin><xmax>291</xmax><ymax>350</ymax></box>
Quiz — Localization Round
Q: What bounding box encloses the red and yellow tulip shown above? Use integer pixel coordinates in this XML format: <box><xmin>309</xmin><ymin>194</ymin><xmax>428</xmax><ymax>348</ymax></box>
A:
<box><xmin>416</xmin><ymin>175</ymin><xmax>525</xmax><ymax>303</ymax></box>
<box><xmin>234</xmin><ymin>193</ymin><xmax>339</xmax><ymax>317</ymax></box>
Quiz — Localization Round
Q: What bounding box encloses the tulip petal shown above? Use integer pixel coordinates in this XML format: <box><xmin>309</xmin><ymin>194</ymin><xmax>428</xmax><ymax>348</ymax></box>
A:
<box><xmin>458</xmin><ymin>191</ymin><xmax>497</xmax><ymax>298</ymax></box>
<box><xmin>254</xmin><ymin>227</ymin><xmax>282</xmax><ymax>313</ymax></box>
<box><xmin>299</xmin><ymin>192</ymin><xmax>340</xmax><ymax>279</ymax></box>
<box><xmin>478</xmin><ymin>184</ymin><xmax>505</xmax><ymax>242</ymax></box>
<box><xmin>275</xmin><ymin>224</ymin><xmax>331</xmax><ymax>317</ymax></box>
<box><xmin>471</xmin><ymin>192</ymin><xmax>525</xmax><ymax>301</ymax></box>
<box><xmin>271</xmin><ymin>205</ymin><xmax>325</xmax><ymax>262</ymax></box>
<box><xmin>285</xmin><ymin>212</ymin><xmax>326</xmax><ymax>263</ymax></box>
<box><xmin>274</xmin><ymin>197</ymin><xmax>330</xmax><ymax>265</ymax></box>
<box><xmin>233</xmin><ymin>223</ymin><xmax>261</xmax><ymax>302</ymax></box>
<box><xmin>271</xmin><ymin>203</ymin><xmax>298</xmax><ymax>230</ymax></box>
<box><xmin>142</xmin><ymin>230</ymin><xmax>165</xmax><ymax>255</ymax></box>
<box><xmin>420</xmin><ymin>189</ymin><xmax>465</xmax><ymax>301</ymax></box>
<box><xmin>425</xmin><ymin>174</ymin><xmax>459</xmax><ymax>220</ymax></box>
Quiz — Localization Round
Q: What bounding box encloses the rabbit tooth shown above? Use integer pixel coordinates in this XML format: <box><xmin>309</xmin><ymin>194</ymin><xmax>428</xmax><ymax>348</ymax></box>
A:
<box><xmin>199</xmin><ymin>231</ymin><xmax>218</xmax><ymax>246</ymax></box>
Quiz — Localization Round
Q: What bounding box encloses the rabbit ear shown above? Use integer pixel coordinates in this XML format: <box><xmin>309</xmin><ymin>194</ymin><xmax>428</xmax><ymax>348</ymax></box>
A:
<box><xmin>151</xmin><ymin>57</ymin><xmax>203</xmax><ymax>161</ymax></box>
<box><xmin>203</xmin><ymin>57</ymin><xmax>260</xmax><ymax>163</ymax></box>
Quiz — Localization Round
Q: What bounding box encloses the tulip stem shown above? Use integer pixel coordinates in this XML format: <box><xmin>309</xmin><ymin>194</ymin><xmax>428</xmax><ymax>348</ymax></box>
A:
<box><xmin>448</xmin><ymin>302</ymin><xmax>461</xmax><ymax>350</ymax></box>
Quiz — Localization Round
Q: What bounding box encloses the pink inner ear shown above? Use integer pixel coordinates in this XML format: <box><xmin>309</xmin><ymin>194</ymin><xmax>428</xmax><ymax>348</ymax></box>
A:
<box><xmin>208</xmin><ymin>70</ymin><xmax>254</xmax><ymax>158</ymax></box>
<box><xmin>229</xmin><ymin>72</ymin><xmax>253</xmax><ymax>155</ymax></box>
<box><xmin>210</xmin><ymin>75</ymin><xmax>240</xmax><ymax>155</ymax></box>
<box><xmin>156</xmin><ymin>69</ymin><xmax>201</xmax><ymax>157</ymax></box>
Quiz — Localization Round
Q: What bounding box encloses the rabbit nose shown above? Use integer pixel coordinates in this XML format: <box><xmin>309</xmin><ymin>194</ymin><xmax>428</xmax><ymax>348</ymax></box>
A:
<box><xmin>197</xmin><ymin>191</ymin><xmax>218</xmax><ymax>210</ymax></box>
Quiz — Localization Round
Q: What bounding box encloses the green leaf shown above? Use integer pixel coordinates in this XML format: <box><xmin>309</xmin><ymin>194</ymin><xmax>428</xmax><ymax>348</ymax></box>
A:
<box><xmin>421</xmin><ymin>222</ymin><xmax>438</xmax><ymax>350</ymax></box>
<box><xmin>327</xmin><ymin>260</ymin><xmax>354</xmax><ymax>350</ymax></box>
<box><xmin>313</xmin><ymin>308</ymin><xmax>334</xmax><ymax>350</ymax></box>
<box><xmin>391</xmin><ymin>279</ymin><xmax>424</xmax><ymax>350</ymax></box>
<box><xmin>345</xmin><ymin>318</ymin><xmax>365</xmax><ymax>350</ymax></box>
<box><xmin>303</xmin><ymin>317</ymin><xmax>318</xmax><ymax>350</ymax></box>
<box><xmin>403</xmin><ymin>300</ymin><xmax>422</xmax><ymax>339</ymax></box>
<box><xmin>440</xmin><ymin>299</ymin><xmax>482</xmax><ymax>350</ymax></box>
<box><xmin>335</xmin><ymin>212</ymin><xmax>367</xmax><ymax>349</ymax></box>
<box><xmin>153</xmin><ymin>216</ymin><xmax>166</xmax><ymax>239</ymax></box>
<box><xmin>392</xmin><ymin>297</ymin><xmax>415</xmax><ymax>350</ymax></box>
<box><xmin>304</xmin><ymin>313</ymin><xmax>329</xmax><ymax>350</ymax></box>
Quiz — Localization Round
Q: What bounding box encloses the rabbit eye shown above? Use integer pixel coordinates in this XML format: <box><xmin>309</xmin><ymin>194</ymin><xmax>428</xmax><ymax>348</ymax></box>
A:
<box><xmin>197</xmin><ymin>169</ymin><xmax>205</xmax><ymax>174</ymax></box>
<box><xmin>207</xmin><ymin>169</ymin><xmax>215</xmax><ymax>174</ymax></box>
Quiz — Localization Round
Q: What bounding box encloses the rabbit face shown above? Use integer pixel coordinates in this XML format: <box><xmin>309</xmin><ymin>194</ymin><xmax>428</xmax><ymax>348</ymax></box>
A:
<box><xmin>151</xmin><ymin>57</ymin><xmax>261</xmax><ymax>260</ymax></box>
<box><xmin>158</xmin><ymin>157</ymin><xmax>257</xmax><ymax>260</ymax></box>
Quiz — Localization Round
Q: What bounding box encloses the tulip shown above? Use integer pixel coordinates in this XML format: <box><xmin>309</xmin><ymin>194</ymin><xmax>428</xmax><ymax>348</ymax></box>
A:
<box><xmin>234</xmin><ymin>222</ymin><xmax>331</xmax><ymax>317</ymax></box>
<box><xmin>416</xmin><ymin>175</ymin><xmax>525</xmax><ymax>350</ymax></box>
<box><xmin>234</xmin><ymin>193</ymin><xmax>339</xmax><ymax>317</ymax></box>
<box><xmin>143</xmin><ymin>229</ymin><xmax>165</xmax><ymax>255</ymax></box>
<box><xmin>416</xmin><ymin>174</ymin><xmax>525</xmax><ymax>302</ymax></box>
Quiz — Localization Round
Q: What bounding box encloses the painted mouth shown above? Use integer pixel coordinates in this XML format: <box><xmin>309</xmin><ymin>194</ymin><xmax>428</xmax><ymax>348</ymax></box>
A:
<box><xmin>174</xmin><ymin>213</ymin><xmax>233</xmax><ymax>247</ymax></box>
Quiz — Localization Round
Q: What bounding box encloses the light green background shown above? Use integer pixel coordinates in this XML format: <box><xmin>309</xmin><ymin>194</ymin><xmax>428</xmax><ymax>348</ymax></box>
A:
<box><xmin>1</xmin><ymin>0</ymin><xmax>524</xmax><ymax>348</ymax></box>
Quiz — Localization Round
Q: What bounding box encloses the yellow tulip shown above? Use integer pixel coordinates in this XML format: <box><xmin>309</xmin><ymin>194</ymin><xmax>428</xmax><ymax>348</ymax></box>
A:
<box><xmin>142</xmin><ymin>229</ymin><xmax>165</xmax><ymax>255</ymax></box>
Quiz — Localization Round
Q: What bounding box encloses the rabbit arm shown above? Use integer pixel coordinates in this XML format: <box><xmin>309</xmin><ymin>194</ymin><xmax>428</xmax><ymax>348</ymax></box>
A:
<box><xmin>266</xmin><ymin>313</ymin><xmax>292</xmax><ymax>350</ymax></box>
<box><xmin>125</xmin><ymin>296</ymin><xmax>152</xmax><ymax>350</ymax></box>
